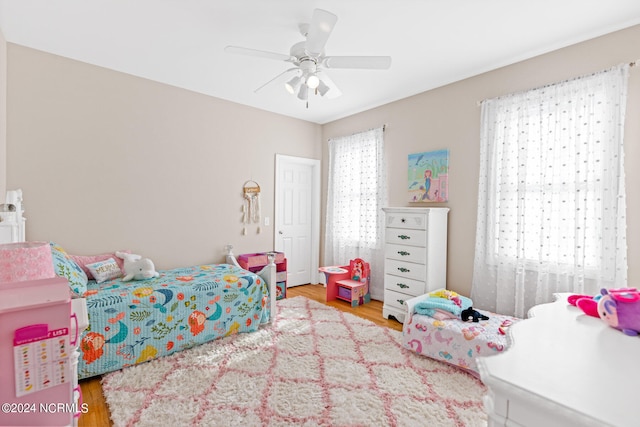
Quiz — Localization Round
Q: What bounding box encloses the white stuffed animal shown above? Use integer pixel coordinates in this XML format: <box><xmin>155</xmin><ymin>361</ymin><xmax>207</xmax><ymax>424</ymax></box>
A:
<box><xmin>115</xmin><ymin>251</ymin><xmax>159</xmax><ymax>281</ymax></box>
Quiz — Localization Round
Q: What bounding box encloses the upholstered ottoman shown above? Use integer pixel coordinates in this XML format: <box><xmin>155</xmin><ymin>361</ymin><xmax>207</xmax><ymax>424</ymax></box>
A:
<box><xmin>402</xmin><ymin>293</ymin><xmax>520</xmax><ymax>377</ymax></box>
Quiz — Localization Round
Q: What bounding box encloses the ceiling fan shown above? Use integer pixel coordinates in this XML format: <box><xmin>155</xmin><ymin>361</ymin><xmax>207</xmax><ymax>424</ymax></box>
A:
<box><xmin>225</xmin><ymin>9</ymin><xmax>391</xmax><ymax>104</ymax></box>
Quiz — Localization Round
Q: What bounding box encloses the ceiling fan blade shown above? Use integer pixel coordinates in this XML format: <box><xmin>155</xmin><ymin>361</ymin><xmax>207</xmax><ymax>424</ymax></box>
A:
<box><xmin>323</xmin><ymin>56</ymin><xmax>392</xmax><ymax>70</ymax></box>
<box><xmin>305</xmin><ymin>9</ymin><xmax>338</xmax><ymax>57</ymax></box>
<box><xmin>316</xmin><ymin>71</ymin><xmax>342</xmax><ymax>99</ymax></box>
<box><xmin>254</xmin><ymin>68</ymin><xmax>299</xmax><ymax>93</ymax></box>
<box><xmin>225</xmin><ymin>46</ymin><xmax>294</xmax><ymax>62</ymax></box>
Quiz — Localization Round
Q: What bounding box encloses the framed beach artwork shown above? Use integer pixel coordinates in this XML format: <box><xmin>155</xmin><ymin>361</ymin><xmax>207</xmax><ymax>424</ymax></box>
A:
<box><xmin>408</xmin><ymin>149</ymin><xmax>449</xmax><ymax>203</ymax></box>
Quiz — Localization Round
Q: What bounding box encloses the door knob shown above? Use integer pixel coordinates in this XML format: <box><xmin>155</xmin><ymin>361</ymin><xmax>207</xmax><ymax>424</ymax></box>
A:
<box><xmin>278</xmin><ymin>231</ymin><xmax>283</xmax><ymax>235</ymax></box>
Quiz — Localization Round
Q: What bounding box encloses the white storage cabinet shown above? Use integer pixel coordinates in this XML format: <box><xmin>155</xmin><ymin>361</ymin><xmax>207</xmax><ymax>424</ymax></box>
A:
<box><xmin>382</xmin><ymin>207</ymin><xmax>449</xmax><ymax>323</ymax></box>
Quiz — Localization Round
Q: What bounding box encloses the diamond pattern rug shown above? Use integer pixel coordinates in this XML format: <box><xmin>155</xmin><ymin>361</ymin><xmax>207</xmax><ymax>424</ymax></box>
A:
<box><xmin>102</xmin><ymin>296</ymin><xmax>487</xmax><ymax>426</ymax></box>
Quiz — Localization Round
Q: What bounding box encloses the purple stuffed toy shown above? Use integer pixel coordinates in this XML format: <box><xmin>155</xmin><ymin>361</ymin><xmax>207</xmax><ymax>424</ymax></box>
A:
<box><xmin>597</xmin><ymin>288</ymin><xmax>640</xmax><ymax>336</ymax></box>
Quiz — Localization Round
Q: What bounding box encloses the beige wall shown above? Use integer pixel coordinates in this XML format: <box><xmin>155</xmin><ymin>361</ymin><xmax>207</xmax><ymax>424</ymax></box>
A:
<box><xmin>5</xmin><ymin>44</ymin><xmax>321</xmax><ymax>269</ymax></box>
<box><xmin>0</xmin><ymin>30</ymin><xmax>6</xmax><ymax>201</ymax></box>
<box><xmin>5</xmin><ymin>25</ymin><xmax>639</xmax><ymax>294</ymax></box>
<box><xmin>322</xmin><ymin>24</ymin><xmax>640</xmax><ymax>297</ymax></box>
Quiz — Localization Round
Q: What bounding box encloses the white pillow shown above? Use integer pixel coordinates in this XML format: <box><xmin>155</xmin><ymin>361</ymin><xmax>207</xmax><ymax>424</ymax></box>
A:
<box><xmin>86</xmin><ymin>257</ymin><xmax>122</xmax><ymax>283</ymax></box>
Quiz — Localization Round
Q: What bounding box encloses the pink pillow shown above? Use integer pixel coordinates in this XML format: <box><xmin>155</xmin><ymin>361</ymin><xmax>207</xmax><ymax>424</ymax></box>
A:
<box><xmin>70</xmin><ymin>251</ymin><xmax>130</xmax><ymax>280</ymax></box>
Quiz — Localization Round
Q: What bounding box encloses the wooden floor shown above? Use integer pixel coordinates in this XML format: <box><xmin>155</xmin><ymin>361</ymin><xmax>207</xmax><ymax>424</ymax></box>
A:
<box><xmin>78</xmin><ymin>284</ymin><xmax>402</xmax><ymax>426</ymax></box>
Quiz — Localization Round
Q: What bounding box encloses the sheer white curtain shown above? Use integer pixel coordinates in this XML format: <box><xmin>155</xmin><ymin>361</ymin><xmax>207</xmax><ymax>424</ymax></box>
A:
<box><xmin>325</xmin><ymin>127</ymin><xmax>387</xmax><ymax>300</ymax></box>
<box><xmin>472</xmin><ymin>65</ymin><xmax>629</xmax><ymax>318</ymax></box>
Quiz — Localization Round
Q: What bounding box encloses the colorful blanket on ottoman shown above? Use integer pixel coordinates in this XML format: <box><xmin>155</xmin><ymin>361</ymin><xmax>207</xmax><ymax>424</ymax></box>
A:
<box><xmin>403</xmin><ymin>292</ymin><xmax>520</xmax><ymax>377</ymax></box>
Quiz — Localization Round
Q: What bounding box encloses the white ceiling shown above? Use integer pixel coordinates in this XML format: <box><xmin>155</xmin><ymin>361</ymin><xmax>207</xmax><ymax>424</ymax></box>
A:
<box><xmin>1</xmin><ymin>0</ymin><xmax>640</xmax><ymax>124</ymax></box>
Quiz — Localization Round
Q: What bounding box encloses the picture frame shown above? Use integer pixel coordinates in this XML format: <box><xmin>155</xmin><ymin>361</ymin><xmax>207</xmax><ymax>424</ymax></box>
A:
<box><xmin>408</xmin><ymin>149</ymin><xmax>449</xmax><ymax>203</ymax></box>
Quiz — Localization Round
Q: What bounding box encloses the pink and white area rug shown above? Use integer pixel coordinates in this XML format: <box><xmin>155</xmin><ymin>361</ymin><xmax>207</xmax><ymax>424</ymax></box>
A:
<box><xmin>102</xmin><ymin>296</ymin><xmax>487</xmax><ymax>426</ymax></box>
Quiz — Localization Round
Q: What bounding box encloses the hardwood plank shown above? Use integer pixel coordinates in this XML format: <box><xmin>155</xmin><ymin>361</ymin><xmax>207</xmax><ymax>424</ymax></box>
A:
<box><xmin>78</xmin><ymin>284</ymin><xmax>401</xmax><ymax>426</ymax></box>
<box><xmin>78</xmin><ymin>376</ymin><xmax>110</xmax><ymax>427</ymax></box>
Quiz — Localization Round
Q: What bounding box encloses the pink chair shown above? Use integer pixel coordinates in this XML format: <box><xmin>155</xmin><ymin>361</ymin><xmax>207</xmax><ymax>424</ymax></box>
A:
<box><xmin>332</xmin><ymin>259</ymin><xmax>371</xmax><ymax>307</ymax></box>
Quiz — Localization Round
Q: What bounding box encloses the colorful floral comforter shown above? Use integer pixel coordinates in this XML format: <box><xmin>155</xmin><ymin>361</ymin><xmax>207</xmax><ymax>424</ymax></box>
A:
<box><xmin>78</xmin><ymin>264</ymin><xmax>269</xmax><ymax>379</ymax></box>
<box><xmin>402</xmin><ymin>310</ymin><xmax>520</xmax><ymax>377</ymax></box>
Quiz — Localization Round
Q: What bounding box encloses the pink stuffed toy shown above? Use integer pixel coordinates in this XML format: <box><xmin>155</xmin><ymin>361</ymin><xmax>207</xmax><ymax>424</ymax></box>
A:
<box><xmin>568</xmin><ymin>293</ymin><xmax>600</xmax><ymax>318</ymax></box>
<box><xmin>597</xmin><ymin>288</ymin><xmax>640</xmax><ymax>336</ymax></box>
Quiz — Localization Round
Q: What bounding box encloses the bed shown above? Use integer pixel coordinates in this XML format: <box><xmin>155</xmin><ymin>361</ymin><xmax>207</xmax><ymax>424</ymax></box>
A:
<box><xmin>402</xmin><ymin>293</ymin><xmax>520</xmax><ymax>378</ymax></box>
<box><xmin>59</xmin><ymin>246</ymin><xmax>277</xmax><ymax>379</ymax></box>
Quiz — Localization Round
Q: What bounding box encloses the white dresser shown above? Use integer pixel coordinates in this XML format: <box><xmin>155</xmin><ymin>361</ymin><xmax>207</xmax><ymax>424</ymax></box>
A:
<box><xmin>382</xmin><ymin>207</ymin><xmax>449</xmax><ymax>323</ymax></box>
<box><xmin>478</xmin><ymin>294</ymin><xmax>638</xmax><ymax>427</ymax></box>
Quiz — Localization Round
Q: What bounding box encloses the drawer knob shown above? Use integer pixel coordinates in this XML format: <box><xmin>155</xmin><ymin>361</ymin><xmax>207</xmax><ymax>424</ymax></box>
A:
<box><xmin>398</xmin><ymin>235</ymin><xmax>410</xmax><ymax>240</ymax></box>
<box><xmin>396</xmin><ymin>283</ymin><xmax>409</xmax><ymax>289</ymax></box>
<box><xmin>397</xmin><ymin>250</ymin><xmax>410</xmax><ymax>256</ymax></box>
<box><xmin>397</xmin><ymin>299</ymin><xmax>405</xmax><ymax>305</ymax></box>
<box><xmin>397</xmin><ymin>267</ymin><xmax>410</xmax><ymax>273</ymax></box>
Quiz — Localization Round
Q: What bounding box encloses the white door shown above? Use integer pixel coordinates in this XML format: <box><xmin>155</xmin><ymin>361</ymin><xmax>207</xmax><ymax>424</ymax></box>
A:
<box><xmin>275</xmin><ymin>155</ymin><xmax>320</xmax><ymax>287</ymax></box>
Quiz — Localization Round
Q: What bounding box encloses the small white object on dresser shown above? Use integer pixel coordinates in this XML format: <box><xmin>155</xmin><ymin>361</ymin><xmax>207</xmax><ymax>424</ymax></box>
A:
<box><xmin>382</xmin><ymin>207</ymin><xmax>449</xmax><ymax>323</ymax></box>
<box><xmin>477</xmin><ymin>293</ymin><xmax>639</xmax><ymax>427</ymax></box>
<box><xmin>0</xmin><ymin>189</ymin><xmax>26</xmax><ymax>244</ymax></box>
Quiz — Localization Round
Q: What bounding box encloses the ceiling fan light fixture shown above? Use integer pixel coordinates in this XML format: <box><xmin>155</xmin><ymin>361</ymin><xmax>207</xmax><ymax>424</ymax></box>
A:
<box><xmin>284</xmin><ymin>75</ymin><xmax>302</xmax><ymax>94</ymax></box>
<box><xmin>297</xmin><ymin>84</ymin><xmax>308</xmax><ymax>101</ymax></box>
<box><xmin>226</xmin><ymin>9</ymin><xmax>390</xmax><ymax>104</ymax></box>
<box><xmin>317</xmin><ymin>79</ymin><xmax>330</xmax><ymax>96</ymax></box>
<box><xmin>306</xmin><ymin>73</ymin><xmax>320</xmax><ymax>89</ymax></box>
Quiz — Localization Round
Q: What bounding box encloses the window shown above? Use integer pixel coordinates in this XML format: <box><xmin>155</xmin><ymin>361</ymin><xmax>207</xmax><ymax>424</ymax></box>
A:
<box><xmin>472</xmin><ymin>65</ymin><xmax>629</xmax><ymax>317</ymax></box>
<box><xmin>489</xmin><ymin>94</ymin><xmax>611</xmax><ymax>271</ymax></box>
<box><xmin>327</xmin><ymin>134</ymin><xmax>383</xmax><ymax>246</ymax></box>
<box><xmin>324</xmin><ymin>127</ymin><xmax>387</xmax><ymax>299</ymax></box>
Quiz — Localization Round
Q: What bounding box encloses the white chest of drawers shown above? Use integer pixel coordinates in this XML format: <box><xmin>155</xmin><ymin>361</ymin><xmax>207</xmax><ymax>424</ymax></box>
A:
<box><xmin>382</xmin><ymin>207</ymin><xmax>449</xmax><ymax>323</ymax></box>
<box><xmin>478</xmin><ymin>294</ymin><xmax>638</xmax><ymax>427</ymax></box>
